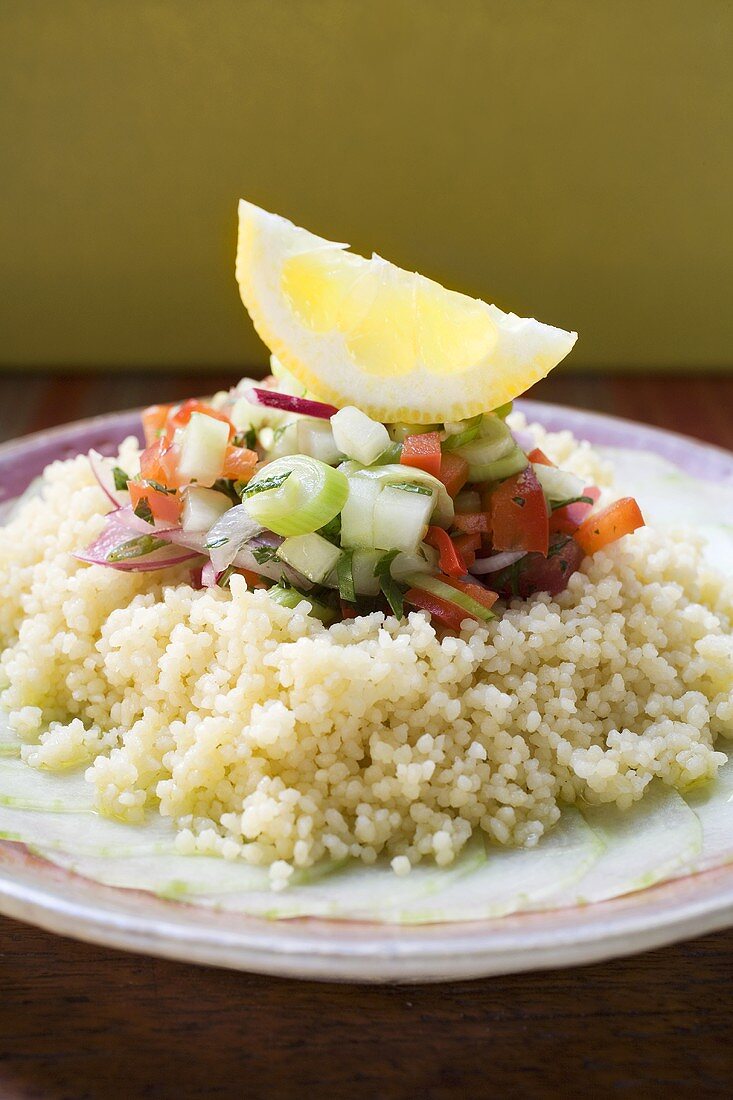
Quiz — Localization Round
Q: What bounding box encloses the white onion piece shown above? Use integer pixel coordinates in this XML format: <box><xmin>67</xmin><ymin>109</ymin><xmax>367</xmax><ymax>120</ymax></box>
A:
<box><xmin>205</xmin><ymin>504</ymin><xmax>263</xmax><ymax>573</ymax></box>
<box><xmin>470</xmin><ymin>550</ymin><xmax>526</xmax><ymax>575</ymax></box>
<box><xmin>115</xmin><ymin>504</ymin><xmax>179</xmax><ymax>537</ymax></box>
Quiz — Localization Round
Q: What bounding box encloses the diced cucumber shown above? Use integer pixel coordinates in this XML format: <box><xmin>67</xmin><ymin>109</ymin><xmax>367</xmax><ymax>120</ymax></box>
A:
<box><xmin>389</xmin><ymin>546</ymin><xmax>438</xmax><ymax>582</ymax></box>
<box><xmin>454</xmin><ymin>417</ymin><xmax>514</xmax><ymax>478</ymax></box>
<box><xmin>296</xmin><ymin>419</ymin><xmax>344</xmax><ymax>465</ymax></box>
<box><xmin>348</xmin><ymin>549</ymin><xmax>383</xmax><ymax>596</ymax></box>
<box><xmin>339</xmin><ymin>462</ymin><xmax>454</xmax><ymax>527</ymax></box>
<box><xmin>259</xmin><ymin>419</ymin><xmax>302</xmax><ymax>458</ymax></box>
<box><xmin>229</xmin><ymin>392</ymin><xmax>273</xmax><ymax>432</ymax></box>
<box><xmin>277</xmin><ymin>533</ymin><xmax>342</xmax><ymax>583</ymax></box>
<box><xmin>340</xmin><ymin>477</ymin><xmax>381</xmax><ymax>548</ymax></box>
<box><xmin>471</xmin><ymin>446</ymin><xmax>528</xmax><ymax>484</ymax></box>
<box><xmin>267</xmin><ymin>584</ymin><xmax>336</xmax><ymax>624</ymax></box>
<box><xmin>181</xmin><ymin>487</ymin><xmax>232</xmax><ymax>532</ymax></box>
<box><xmin>331</xmin><ymin>406</ymin><xmax>391</xmax><ymax>465</ymax></box>
<box><xmin>373</xmin><ymin>485</ymin><xmax>434</xmax><ymax>553</ymax></box>
<box><xmin>177</xmin><ymin>412</ymin><xmax>230</xmax><ymax>487</ymax></box>
<box><xmin>403</xmin><ymin>573</ymin><xmax>495</xmax><ymax>623</ymax></box>
<box><xmin>532</xmin><ymin>464</ymin><xmax>585</xmax><ymax>503</ymax></box>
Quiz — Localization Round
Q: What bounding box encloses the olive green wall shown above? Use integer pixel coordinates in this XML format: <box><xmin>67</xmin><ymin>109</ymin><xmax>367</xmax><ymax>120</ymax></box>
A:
<box><xmin>1</xmin><ymin>1</ymin><xmax>731</xmax><ymax>371</ymax></box>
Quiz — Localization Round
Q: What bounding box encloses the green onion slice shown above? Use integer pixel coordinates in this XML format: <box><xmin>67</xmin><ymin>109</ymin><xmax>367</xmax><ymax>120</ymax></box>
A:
<box><xmin>243</xmin><ymin>456</ymin><xmax>349</xmax><ymax>537</ymax></box>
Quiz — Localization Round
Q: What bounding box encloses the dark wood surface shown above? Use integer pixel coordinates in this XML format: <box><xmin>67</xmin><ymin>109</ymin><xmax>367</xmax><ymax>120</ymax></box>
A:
<box><xmin>0</xmin><ymin>370</ymin><xmax>731</xmax><ymax>1100</ymax></box>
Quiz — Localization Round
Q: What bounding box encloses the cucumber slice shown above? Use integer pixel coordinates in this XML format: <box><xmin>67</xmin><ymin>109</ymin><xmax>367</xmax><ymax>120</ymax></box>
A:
<box><xmin>557</xmin><ymin>783</ymin><xmax>702</xmax><ymax>905</ymax></box>
<box><xmin>0</xmin><ymin>758</ymin><xmax>95</xmax><ymax>813</ymax></box>
<box><xmin>454</xmin><ymin>417</ymin><xmax>513</xmax><ymax>474</ymax></box>
<box><xmin>471</xmin><ymin>446</ymin><xmax>528</xmax><ymax>484</ymax></box>
<box><xmin>350</xmin><ymin>548</ymin><xmax>383</xmax><ymax>596</ymax></box>
<box><xmin>181</xmin><ymin>486</ymin><xmax>232</xmax><ymax>532</ymax></box>
<box><xmin>0</xmin><ymin>804</ymin><xmax>177</xmax><ymax>856</ymax></box>
<box><xmin>277</xmin><ymin>532</ymin><xmax>342</xmax><ymax>584</ymax></box>
<box><xmin>675</xmin><ymin>758</ymin><xmax>733</xmax><ymax>875</ymax></box>
<box><xmin>296</xmin><ymin>419</ymin><xmax>344</xmax><ymax>465</ymax></box>
<box><xmin>340</xmin><ymin>476</ymin><xmax>381</xmax><ymax>548</ymax></box>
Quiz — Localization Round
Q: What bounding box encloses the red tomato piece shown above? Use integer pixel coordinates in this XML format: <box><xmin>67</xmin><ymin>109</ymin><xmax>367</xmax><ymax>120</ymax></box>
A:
<box><xmin>400</xmin><ymin>432</ymin><xmax>443</xmax><ymax>479</ymax></box>
<box><xmin>451</xmin><ymin>511</ymin><xmax>492</xmax><ymax>535</ymax></box>
<box><xmin>235</xmin><ymin>568</ymin><xmax>270</xmax><ymax>589</ymax></box>
<box><xmin>404</xmin><ymin>588</ymin><xmax>467</xmax><ymax>632</ymax></box>
<box><xmin>527</xmin><ymin>447</ymin><xmax>554</xmax><ymax>466</ymax></box>
<box><xmin>221</xmin><ymin>445</ymin><xmax>258</xmax><ymax>481</ymax></box>
<box><xmin>139</xmin><ymin>437</ymin><xmax>187</xmax><ymax>489</ymax></box>
<box><xmin>492</xmin><ymin>534</ymin><xmax>584</xmax><ymax>599</ymax></box>
<box><xmin>141</xmin><ymin>404</ymin><xmax>172</xmax><ymax>446</ymax></box>
<box><xmin>423</xmin><ymin>527</ymin><xmax>467</xmax><ymax>578</ymax></box>
<box><xmin>452</xmin><ymin>532</ymin><xmax>481</xmax><ymax>569</ymax></box>
<box><xmin>489</xmin><ymin>465</ymin><xmax>549</xmax><ymax>555</ymax></box>
<box><xmin>339</xmin><ymin>599</ymin><xmax>358</xmax><ymax>620</ymax></box>
<box><xmin>129</xmin><ymin>481</ymin><xmax>182</xmax><ymax>526</ymax></box>
<box><xmin>438</xmin><ymin>453</ymin><xmax>469</xmax><ymax>497</ymax></box>
<box><xmin>574</xmin><ymin>497</ymin><xmax>644</xmax><ymax>556</ymax></box>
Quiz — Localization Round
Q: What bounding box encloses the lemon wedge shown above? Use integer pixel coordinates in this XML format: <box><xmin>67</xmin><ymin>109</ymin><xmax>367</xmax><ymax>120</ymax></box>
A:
<box><xmin>235</xmin><ymin>200</ymin><xmax>577</xmax><ymax>423</ymax></box>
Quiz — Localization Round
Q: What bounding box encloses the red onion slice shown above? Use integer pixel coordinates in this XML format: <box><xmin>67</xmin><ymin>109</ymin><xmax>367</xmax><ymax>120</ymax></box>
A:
<box><xmin>88</xmin><ymin>450</ymin><xmax>128</xmax><ymax>509</ymax></box>
<box><xmin>205</xmin><ymin>504</ymin><xmax>264</xmax><ymax>573</ymax></box>
<box><xmin>470</xmin><ymin>550</ymin><xmax>526</xmax><ymax>575</ymax></box>
<box><xmin>75</xmin><ymin>513</ymin><xmax>199</xmax><ymax>572</ymax></box>
<box><xmin>247</xmin><ymin>387</ymin><xmax>338</xmax><ymax>420</ymax></box>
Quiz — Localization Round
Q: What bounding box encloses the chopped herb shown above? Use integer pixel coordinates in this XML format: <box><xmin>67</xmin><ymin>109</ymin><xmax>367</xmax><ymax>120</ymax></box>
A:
<box><xmin>233</xmin><ymin>428</ymin><xmax>257</xmax><ymax>450</ymax></box>
<box><xmin>107</xmin><ymin>535</ymin><xmax>168</xmax><ymax>562</ymax></box>
<box><xmin>144</xmin><ymin>479</ymin><xmax>176</xmax><ymax>495</ymax></box>
<box><xmin>318</xmin><ymin>514</ymin><xmax>342</xmax><ymax>545</ymax></box>
<box><xmin>217</xmin><ymin>566</ymin><xmax>235</xmax><ymax>588</ymax></box>
<box><xmin>387</xmin><ymin>481</ymin><xmax>433</xmax><ymax>496</ymax></box>
<box><xmin>242</xmin><ymin>471</ymin><xmax>291</xmax><ymax>498</ymax></box>
<box><xmin>212</xmin><ymin>478</ymin><xmax>242</xmax><ymax>504</ymax></box>
<box><xmin>337</xmin><ymin>550</ymin><xmax>356</xmax><ymax>603</ymax></box>
<box><xmin>550</xmin><ymin>495</ymin><xmax>595</xmax><ymax>512</ymax></box>
<box><xmin>112</xmin><ymin>466</ymin><xmax>130</xmax><ymax>491</ymax></box>
<box><xmin>251</xmin><ymin>545</ymin><xmax>278</xmax><ymax>564</ymax></box>
<box><xmin>380</xmin><ymin>574</ymin><xmax>405</xmax><ymax>618</ymax></box>
<box><xmin>133</xmin><ymin>497</ymin><xmax>154</xmax><ymax>524</ymax></box>
<box><xmin>270</xmin><ymin>422</ymin><xmax>295</xmax><ymax>446</ymax></box>
<box><xmin>204</xmin><ymin>535</ymin><xmax>229</xmax><ymax>549</ymax></box>
<box><xmin>374</xmin><ymin>549</ymin><xmax>400</xmax><ymax>578</ymax></box>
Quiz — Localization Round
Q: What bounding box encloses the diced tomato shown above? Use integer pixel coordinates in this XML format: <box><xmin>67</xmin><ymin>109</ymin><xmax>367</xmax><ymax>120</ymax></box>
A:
<box><xmin>492</xmin><ymin>534</ymin><xmax>584</xmax><ymax>600</ymax></box>
<box><xmin>574</xmin><ymin>497</ymin><xmax>644</xmax><ymax>556</ymax></box>
<box><xmin>141</xmin><ymin>404</ymin><xmax>172</xmax><ymax>446</ymax></box>
<box><xmin>129</xmin><ymin>480</ymin><xmax>182</xmax><ymax>526</ymax></box>
<box><xmin>166</xmin><ymin>399</ymin><xmax>235</xmax><ymax>441</ymax></box>
<box><xmin>452</xmin><ymin>511</ymin><xmax>492</xmax><ymax>535</ymax></box>
<box><xmin>489</xmin><ymin>465</ymin><xmax>549</xmax><ymax>556</ymax></box>
<box><xmin>424</xmin><ymin>527</ymin><xmax>467</xmax><ymax>578</ymax></box>
<box><xmin>139</xmin><ymin>436</ymin><xmax>187</xmax><ymax>489</ymax></box>
<box><xmin>339</xmin><ymin>599</ymin><xmax>357</xmax><ymax>619</ymax></box>
<box><xmin>437</xmin><ymin>453</ymin><xmax>469</xmax><ymax>497</ymax></box>
<box><xmin>527</xmin><ymin>447</ymin><xmax>554</xmax><ymax>466</ymax></box>
<box><xmin>400</xmin><ymin>432</ymin><xmax>442</xmax><ymax>479</ymax></box>
<box><xmin>404</xmin><ymin>588</ymin><xmax>468</xmax><ymax>632</ymax></box>
<box><xmin>439</xmin><ymin>575</ymin><xmax>499</xmax><ymax>611</ymax></box>
<box><xmin>452</xmin><ymin>532</ymin><xmax>481</xmax><ymax>569</ymax></box>
<box><xmin>550</xmin><ymin>486</ymin><xmax>601</xmax><ymax>535</ymax></box>
<box><xmin>221</xmin><ymin>445</ymin><xmax>258</xmax><ymax>481</ymax></box>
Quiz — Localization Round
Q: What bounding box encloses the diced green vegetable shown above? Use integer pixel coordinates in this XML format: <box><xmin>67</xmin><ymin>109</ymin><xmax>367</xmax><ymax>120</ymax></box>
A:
<box><xmin>339</xmin><ymin>462</ymin><xmax>454</xmax><ymax>527</ymax></box>
<box><xmin>471</xmin><ymin>446</ymin><xmax>528</xmax><ymax>484</ymax></box>
<box><xmin>331</xmin><ymin>406</ymin><xmax>391</xmax><ymax>465</ymax></box>
<box><xmin>532</xmin><ymin>464</ymin><xmax>585</xmax><ymax>504</ymax></box>
<box><xmin>177</xmin><ymin>412</ymin><xmax>230</xmax><ymax>487</ymax></box>
<box><xmin>441</xmin><ymin>414</ymin><xmax>483</xmax><ymax>452</ymax></box>
<box><xmin>350</xmin><ymin>548</ymin><xmax>384</xmax><ymax>595</ymax></box>
<box><xmin>181</xmin><ymin>487</ymin><xmax>232</xmax><ymax>532</ymax></box>
<box><xmin>453</xmin><ymin>417</ymin><xmax>514</xmax><ymax>478</ymax></box>
<box><xmin>387</xmin><ymin>422</ymin><xmax>439</xmax><ymax>443</ymax></box>
<box><xmin>277</xmin><ymin>532</ymin><xmax>343</xmax><ymax>583</ymax></box>
<box><xmin>373</xmin><ymin>484</ymin><xmax>434</xmax><ymax>553</ymax></box>
<box><xmin>243</xmin><ymin>456</ymin><xmax>348</xmax><ymax>537</ymax></box>
<box><xmin>340</xmin><ymin>476</ymin><xmax>381</xmax><ymax>548</ymax></box>
<box><xmin>336</xmin><ymin>549</ymin><xmax>356</xmax><ymax>602</ymax></box>
<box><xmin>267</xmin><ymin>584</ymin><xmax>336</xmax><ymax>623</ymax></box>
<box><xmin>296</xmin><ymin>419</ymin><xmax>343</xmax><ymax>465</ymax></box>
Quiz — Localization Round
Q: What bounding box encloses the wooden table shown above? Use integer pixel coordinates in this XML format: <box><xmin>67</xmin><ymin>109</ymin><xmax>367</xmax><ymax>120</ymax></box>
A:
<box><xmin>0</xmin><ymin>370</ymin><xmax>731</xmax><ymax>1099</ymax></box>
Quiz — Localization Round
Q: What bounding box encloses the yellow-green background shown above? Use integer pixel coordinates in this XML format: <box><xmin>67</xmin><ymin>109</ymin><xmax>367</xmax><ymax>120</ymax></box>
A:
<box><xmin>1</xmin><ymin>0</ymin><xmax>731</xmax><ymax>371</ymax></box>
